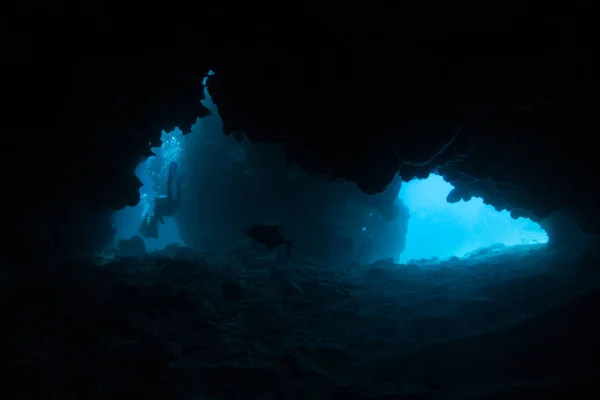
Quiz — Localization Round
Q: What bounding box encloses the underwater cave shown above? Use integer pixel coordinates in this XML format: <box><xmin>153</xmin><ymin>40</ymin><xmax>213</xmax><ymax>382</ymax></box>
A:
<box><xmin>5</xmin><ymin>5</ymin><xmax>600</xmax><ymax>400</ymax></box>
<box><xmin>9</xmin><ymin>68</ymin><xmax>600</xmax><ymax>400</ymax></box>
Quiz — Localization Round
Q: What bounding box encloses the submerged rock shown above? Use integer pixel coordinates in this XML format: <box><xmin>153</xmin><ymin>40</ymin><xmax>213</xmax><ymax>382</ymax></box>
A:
<box><xmin>117</xmin><ymin>235</ymin><xmax>147</xmax><ymax>257</ymax></box>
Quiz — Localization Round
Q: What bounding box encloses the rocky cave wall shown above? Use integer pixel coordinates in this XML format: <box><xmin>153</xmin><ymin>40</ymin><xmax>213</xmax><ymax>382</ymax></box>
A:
<box><xmin>3</xmin><ymin>2</ymin><xmax>597</xmax><ymax>264</ymax></box>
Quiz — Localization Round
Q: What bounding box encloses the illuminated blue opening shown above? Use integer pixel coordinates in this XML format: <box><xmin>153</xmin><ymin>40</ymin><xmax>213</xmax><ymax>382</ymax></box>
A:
<box><xmin>398</xmin><ymin>174</ymin><xmax>548</xmax><ymax>262</ymax></box>
<box><xmin>112</xmin><ymin>70</ymin><xmax>216</xmax><ymax>253</ymax></box>
<box><xmin>112</xmin><ymin>129</ymin><xmax>186</xmax><ymax>252</ymax></box>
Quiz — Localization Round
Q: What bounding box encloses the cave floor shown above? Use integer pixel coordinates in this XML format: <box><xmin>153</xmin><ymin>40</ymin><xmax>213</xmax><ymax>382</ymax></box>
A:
<box><xmin>4</xmin><ymin>242</ymin><xmax>600</xmax><ymax>399</ymax></box>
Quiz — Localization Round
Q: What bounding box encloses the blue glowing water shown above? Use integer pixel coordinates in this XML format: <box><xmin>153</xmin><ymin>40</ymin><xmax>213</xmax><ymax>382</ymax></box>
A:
<box><xmin>112</xmin><ymin>130</ymin><xmax>186</xmax><ymax>252</ymax></box>
<box><xmin>112</xmin><ymin>71</ymin><xmax>217</xmax><ymax>253</ymax></box>
<box><xmin>398</xmin><ymin>174</ymin><xmax>548</xmax><ymax>262</ymax></box>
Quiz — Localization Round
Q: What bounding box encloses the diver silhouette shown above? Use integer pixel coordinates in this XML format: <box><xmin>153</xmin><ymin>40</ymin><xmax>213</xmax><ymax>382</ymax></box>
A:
<box><xmin>139</xmin><ymin>161</ymin><xmax>182</xmax><ymax>239</ymax></box>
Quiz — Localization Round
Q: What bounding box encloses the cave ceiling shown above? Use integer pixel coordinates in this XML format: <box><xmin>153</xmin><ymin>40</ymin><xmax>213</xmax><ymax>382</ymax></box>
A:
<box><xmin>6</xmin><ymin>1</ymin><xmax>598</xmax><ymax>235</ymax></box>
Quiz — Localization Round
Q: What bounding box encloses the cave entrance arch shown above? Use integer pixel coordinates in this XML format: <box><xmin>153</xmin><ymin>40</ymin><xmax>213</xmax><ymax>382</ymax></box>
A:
<box><xmin>112</xmin><ymin>71</ymin><xmax>216</xmax><ymax>252</ymax></box>
<box><xmin>398</xmin><ymin>174</ymin><xmax>548</xmax><ymax>263</ymax></box>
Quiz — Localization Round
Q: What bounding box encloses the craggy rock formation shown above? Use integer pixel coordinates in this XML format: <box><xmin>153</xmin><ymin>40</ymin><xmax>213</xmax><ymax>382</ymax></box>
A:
<box><xmin>117</xmin><ymin>235</ymin><xmax>147</xmax><ymax>258</ymax></box>
<box><xmin>5</xmin><ymin>2</ymin><xmax>596</xmax><ymax>260</ymax></box>
<box><xmin>176</xmin><ymin>112</ymin><xmax>409</xmax><ymax>264</ymax></box>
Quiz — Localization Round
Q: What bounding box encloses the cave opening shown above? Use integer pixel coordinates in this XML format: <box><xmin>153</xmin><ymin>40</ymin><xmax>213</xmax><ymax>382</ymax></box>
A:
<box><xmin>398</xmin><ymin>174</ymin><xmax>549</xmax><ymax>263</ymax></box>
<box><xmin>112</xmin><ymin>129</ymin><xmax>187</xmax><ymax>252</ymax></box>
<box><xmin>111</xmin><ymin>72</ymin><xmax>218</xmax><ymax>255</ymax></box>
